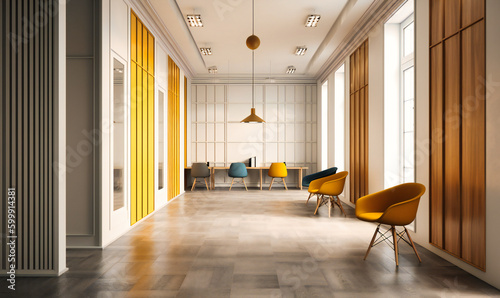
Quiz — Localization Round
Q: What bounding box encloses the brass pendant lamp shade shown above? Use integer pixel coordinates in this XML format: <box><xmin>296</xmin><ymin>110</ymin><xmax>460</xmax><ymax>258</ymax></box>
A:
<box><xmin>241</xmin><ymin>0</ymin><xmax>265</xmax><ymax>123</ymax></box>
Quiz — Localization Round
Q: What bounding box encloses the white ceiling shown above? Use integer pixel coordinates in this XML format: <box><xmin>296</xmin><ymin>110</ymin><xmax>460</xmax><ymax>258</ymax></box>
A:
<box><xmin>148</xmin><ymin>0</ymin><xmax>375</xmax><ymax>79</ymax></box>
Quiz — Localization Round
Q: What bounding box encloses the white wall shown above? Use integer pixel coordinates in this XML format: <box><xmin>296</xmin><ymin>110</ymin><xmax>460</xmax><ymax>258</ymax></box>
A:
<box><xmin>367</xmin><ymin>23</ymin><xmax>386</xmax><ymax>194</ymax></box>
<box><xmin>190</xmin><ymin>83</ymin><xmax>317</xmax><ymax>187</ymax></box>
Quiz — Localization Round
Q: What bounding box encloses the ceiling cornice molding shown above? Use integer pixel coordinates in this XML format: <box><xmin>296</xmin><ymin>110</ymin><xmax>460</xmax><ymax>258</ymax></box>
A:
<box><xmin>316</xmin><ymin>0</ymin><xmax>407</xmax><ymax>82</ymax></box>
<box><xmin>129</xmin><ymin>0</ymin><xmax>197</xmax><ymax>78</ymax></box>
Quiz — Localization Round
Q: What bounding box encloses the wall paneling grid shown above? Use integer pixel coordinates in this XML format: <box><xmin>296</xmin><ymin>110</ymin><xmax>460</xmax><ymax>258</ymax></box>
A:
<box><xmin>190</xmin><ymin>84</ymin><xmax>317</xmax><ymax>186</ymax></box>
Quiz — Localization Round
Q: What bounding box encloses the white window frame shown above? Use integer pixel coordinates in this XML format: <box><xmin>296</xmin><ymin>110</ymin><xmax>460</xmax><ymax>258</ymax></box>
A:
<box><xmin>400</xmin><ymin>14</ymin><xmax>415</xmax><ymax>184</ymax></box>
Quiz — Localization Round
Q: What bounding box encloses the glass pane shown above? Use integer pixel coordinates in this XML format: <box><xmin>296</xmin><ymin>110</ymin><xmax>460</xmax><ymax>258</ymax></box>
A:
<box><xmin>404</xmin><ymin>131</ymin><xmax>414</xmax><ymax>169</ymax></box>
<box><xmin>334</xmin><ymin>65</ymin><xmax>345</xmax><ymax>171</ymax></box>
<box><xmin>158</xmin><ymin>91</ymin><xmax>165</xmax><ymax>190</ymax></box>
<box><xmin>404</xmin><ymin>99</ymin><xmax>414</xmax><ymax>132</ymax></box>
<box><xmin>404</xmin><ymin>167</ymin><xmax>414</xmax><ymax>183</ymax></box>
<box><xmin>403</xmin><ymin>22</ymin><xmax>414</xmax><ymax>56</ymax></box>
<box><xmin>113</xmin><ymin>58</ymin><xmax>125</xmax><ymax>211</ymax></box>
<box><xmin>403</xmin><ymin>67</ymin><xmax>414</xmax><ymax>101</ymax></box>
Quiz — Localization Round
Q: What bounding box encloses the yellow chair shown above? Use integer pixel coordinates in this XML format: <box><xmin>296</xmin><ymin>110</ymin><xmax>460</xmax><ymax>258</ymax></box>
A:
<box><xmin>268</xmin><ymin>163</ymin><xmax>288</xmax><ymax>190</ymax></box>
<box><xmin>310</xmin><ymin>171</ymin><xmax>348</xmax><ymax>217</ymax></box>
<box><xmin>355</xmin><ymin>183</ymin><xmax>426</xmax><ymax>266</ymax></box>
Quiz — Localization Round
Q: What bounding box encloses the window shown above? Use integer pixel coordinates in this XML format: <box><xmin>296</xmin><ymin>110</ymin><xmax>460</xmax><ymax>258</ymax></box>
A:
<box><xmin>401</xmin><ymin>15</ymin><xmax>415</xmax><ymax>184</ymax></box>
<box><xmin>321</xmin><ymin>81</ymin><xmax>328</xmax><ymax>170</ymax></box>
<box><xmin>112</xmin><ymin>58</ymin><xmax>126</xmax><ymax>211</ymax></box>
<box><xmin>334</xmin><ymin>65</ymin><xmax>345</xmax><ymax>171</ymax></box>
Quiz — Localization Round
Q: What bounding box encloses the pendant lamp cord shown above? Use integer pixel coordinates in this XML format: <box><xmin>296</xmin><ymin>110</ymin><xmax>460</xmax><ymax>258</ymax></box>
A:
<box><xmin>251</xmin><ymin>0</ymin><xmax>255</xmax><ymax>109</ymax></box>
<box><xmin>252</xmin><ymin>51</ymin><xmax>255</xmax><ymax>108</ymax></box>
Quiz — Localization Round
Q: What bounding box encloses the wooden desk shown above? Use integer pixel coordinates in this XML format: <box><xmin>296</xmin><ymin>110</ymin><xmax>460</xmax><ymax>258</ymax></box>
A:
<box><xmin>209</xmin><ymin>166</ymin><xmax>308</xmax><ymax>190</ymax></box>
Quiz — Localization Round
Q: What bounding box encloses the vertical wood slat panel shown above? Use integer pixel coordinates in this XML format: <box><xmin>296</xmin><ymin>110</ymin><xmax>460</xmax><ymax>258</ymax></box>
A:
<box><xmin>130</xmin><ymin>11</ymin><xmax>154</xmax><ymax>224</ymax></box>
<box><xmin>349</xmin><ymin>40</ymin><xmax>369</xmax><ymax>203</ymax></box>
<box><xmin>1</xmin><ymin>0</ymin><xmax>54</xmax><ymax>271</ymax></box>
<box><xmin>461</xmin><ymin>21</ymin><xmax>485</xmax><ymax>269</ymax></box>
<box><xmin>443</xmin><ymin>34</ymin><xmax>461</xmax><ymax>256</ymax></box>
<box><xmin>430</xmin><ymin>0</ymin><xmax>444</xmax><ymax>45</ymax></box>
<box><xmin>461</xmin><ymin>0</ymin><xmax>484</xmax><ymax>28</ymax></box>
<box><xmin>168</xmin><ymin>57</ymin><xmax>180</xmax><ymax>201</ymax></box>
<box><xmin>444</xmin><ymin>0</ymin><xmax>460</xmax><ymax>37</ymax></box>
<box><xmin>430</xmin><ymin>44</ymin><xmax>444</xmax><ymax>247</ymax></box>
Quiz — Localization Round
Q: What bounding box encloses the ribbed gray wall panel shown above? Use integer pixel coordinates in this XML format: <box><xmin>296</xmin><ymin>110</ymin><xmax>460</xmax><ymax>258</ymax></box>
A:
<box><xmin>1</xmin><ymin>0</ymin><xmax>55</xmax><ymax>271</ymax></box>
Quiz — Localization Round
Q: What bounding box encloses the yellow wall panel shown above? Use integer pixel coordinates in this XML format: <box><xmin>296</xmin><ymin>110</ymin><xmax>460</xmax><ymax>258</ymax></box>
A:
<box><xmin>131</xmin><ymin>61</ymin><xmax>137</xmax><ymax>225</ymax></box>
<box><xmin>130</xmin><ymin>11</ymin><xmax>155</xmax><ymax>224</ymax></box>
<box><xmin>168</xmin><ymin>57</ymin><xmax>180</xmax><ymax>200</ymax></box>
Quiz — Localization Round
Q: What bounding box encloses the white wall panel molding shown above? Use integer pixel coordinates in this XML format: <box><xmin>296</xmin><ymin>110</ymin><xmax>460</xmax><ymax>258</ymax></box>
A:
<box><xmin>190</xmin><ymin>83</ymin><xmax>317</xmax><ymax>187</ymax></box>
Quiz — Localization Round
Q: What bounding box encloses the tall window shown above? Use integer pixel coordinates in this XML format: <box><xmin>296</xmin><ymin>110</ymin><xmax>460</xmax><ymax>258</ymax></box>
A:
<box><xmin>321</xmin><ymin>81</ymin><xmax>328</xmax><ymax>170</ymax></box>
<box><xmin>334</xmin><ymin>65</ymin><xmax>345</xmax><ymax>171</ymax></box>
<box><xmin>401</xmin><ymin>16</ymin><xmax>414</xmax><ymax>183</ymax></box>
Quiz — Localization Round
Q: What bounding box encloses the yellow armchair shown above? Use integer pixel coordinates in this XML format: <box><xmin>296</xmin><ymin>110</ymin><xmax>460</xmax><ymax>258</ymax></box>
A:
<box><xmin>310</xmin><ymin>171</ymin><xmax>348</xmax><ymax>217</ymax></box>
<box><xmin>355</xmin><ymin>183</ymin><xmax>426</xmax><ymax>266</ymax></box>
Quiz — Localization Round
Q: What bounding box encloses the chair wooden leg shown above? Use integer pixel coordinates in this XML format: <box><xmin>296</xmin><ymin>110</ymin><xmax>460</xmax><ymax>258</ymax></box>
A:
<box><xmin>328</xmin><ymin>197</ymin><xmax>331</xmax><ymax>218</ymax></box>
<box><xmin>405</xmin><ymin>227</ymin><xmax>422</xmax><ymax>263</ymax></box>
<box><xmin>305</xmin><ymin>193</ymin><xmax>313</xmax><ymax>205</ymax></box>
<box><xmin>191</xmin><ymin>179</ymin><xmax>197</xmax><ymax>191</ymax></box>
<box><xmin>242</xmin><ymin>178</ymin><xmax>248</xmax><ymax>191</ymax></box>
<box><xmin>229</xmin><ymin>178</ymin><xmax>234</xmax><ymax>191</ymax></box>
<box><xmin>204</xmin><ymin>178</ymin><xmax>209</xmax><ymax>191</ymax></box>
<box><xmin>392</xmin><ymin>226</ymin><xmax>399</xmax><ymax>266</ymax></box>
<box><xmin>269</xmin><ymin>178</ymin><xmax>275</xmax><ymax>190</ymax></box>
<box><xmin>364</xmin><ymin>225</ymin><xmax>380</xmax><ymax>260</ymax></box>
<box><xmin>333</xmin><ymin>196</ymin><xmax>347</xmax><ymax>217</ymax></box>
<box><xmin>282</xmin><ymin>178</ymin><xmax>288</xmax><ymax>190</ymax></box>
<box><xmin>314</xmin><ymin>195</ymin><xmax>323</xmax><ymax>215</ymax></box>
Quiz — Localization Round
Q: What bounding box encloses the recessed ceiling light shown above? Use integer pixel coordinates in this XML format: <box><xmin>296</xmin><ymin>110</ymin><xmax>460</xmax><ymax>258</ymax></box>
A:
<box><xmin>208</xmin><ymin>67</ymin><xmax>217</xmax><ymax>74</ymax></box>
<box><xmin>200</xmin><ymin>47</ymin><xmax>212</xmax><ymax>55</ymax></box>
<box><xmin>295</xmin><ymin>47</ymin><xmax>307</xmax><ymax>56</ymax></box>
<box><xmin>286</xmin><ymin>66</ymin><xmax>296</xmax><ymax>74</ymax></box>
<box><xmin>186</xmin><ymin>14</ymin><xmax>203</xmax><ymax>27</ymax></box>
<box><xmin>305</xmin><ymin>15</ymin><xmax>320</xmax><ymax>27</ymax></box>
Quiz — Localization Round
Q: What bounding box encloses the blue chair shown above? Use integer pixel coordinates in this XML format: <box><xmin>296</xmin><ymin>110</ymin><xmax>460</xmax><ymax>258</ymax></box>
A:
<box><xmin>302</xmin><ymin>167</ymin><xmax>338</xmax><ymax>188</ymax></box>
<box><xmin>302</xmin><ymin>167</ymin><xmax>338</xmax><ymax>204</ymax></box>
<box><xmin>228</xmin><ymin>162</ymin><xmax>248</xmax><ymax>191</ymax></box>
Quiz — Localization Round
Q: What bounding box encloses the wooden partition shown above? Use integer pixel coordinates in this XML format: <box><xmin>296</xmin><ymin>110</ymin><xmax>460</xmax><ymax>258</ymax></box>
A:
<box><xmin>349</xmin><ymin>40</ymin><xmax>369</xmax><ymax>203</ymax></box>
<box><xmin>130</xmin><ymin>11</ymin><xmax>155</xmax><ymax>224</ymax></box>
<box><xmin>168</xmin><ymin>57</ymin><xmax>181</xmax><ymax>200</ymax></box>
<box><xmin>429</xmin><ymin>0</ymin><xmax>485</xmax><ymax>270</ymax></box>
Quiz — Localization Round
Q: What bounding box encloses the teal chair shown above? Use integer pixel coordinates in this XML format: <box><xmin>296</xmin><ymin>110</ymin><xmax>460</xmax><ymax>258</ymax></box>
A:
<box><xmin>228</xmin><ymin>162</ymin><xmax>248</xmax><ymax>191</ymax></box>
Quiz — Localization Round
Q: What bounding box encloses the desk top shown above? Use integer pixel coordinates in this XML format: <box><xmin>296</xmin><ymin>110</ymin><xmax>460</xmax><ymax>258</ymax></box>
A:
<box><xmin>185</xmin><ymin>166</ymin><xmax>308</xmax><ymax>170</ymax></box>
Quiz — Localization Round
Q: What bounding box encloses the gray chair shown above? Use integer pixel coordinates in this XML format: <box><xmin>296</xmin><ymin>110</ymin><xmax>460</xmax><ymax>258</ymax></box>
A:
<box><xmin>191</xmin><ymin>163</ymin><xmax>211</xmax><ymax>191</ymax></box>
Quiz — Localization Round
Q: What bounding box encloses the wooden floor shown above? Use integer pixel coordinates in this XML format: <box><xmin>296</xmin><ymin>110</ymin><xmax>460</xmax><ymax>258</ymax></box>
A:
<box><xmin>2</xmin><ymin>189</ymin><xmax>499</xmax><ymax>297</ymax></box>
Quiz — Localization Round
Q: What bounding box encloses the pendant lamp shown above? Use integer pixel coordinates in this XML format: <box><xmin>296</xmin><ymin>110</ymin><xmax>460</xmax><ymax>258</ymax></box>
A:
<box><xmin>241</xmin><ymin>0</ymin><xmax>265</xmax><ymax>123</ymax></box>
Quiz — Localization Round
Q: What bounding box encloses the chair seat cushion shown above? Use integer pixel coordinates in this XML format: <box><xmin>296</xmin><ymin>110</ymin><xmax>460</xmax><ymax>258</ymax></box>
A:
<box><xmin>357</xmin><ymin>212</ymin><xmax>384</xmax><ymax>222</ymax></box>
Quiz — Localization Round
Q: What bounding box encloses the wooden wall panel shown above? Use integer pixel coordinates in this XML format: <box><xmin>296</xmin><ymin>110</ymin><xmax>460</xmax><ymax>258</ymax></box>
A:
<box><xmin>443</xmin><ymin>35</ymin><xmax>461</xmax><ymax>256</ymax></box>
<box><xmin>444</xmin><ymin>0</ymin><xmax>460</xmax><ymax>37</ymax></box>
<box><xmin>130</xmin><ymin>11</ymin><xmax>155</xmax><ymax>224</ymax></box>
<box><xmin>1</xmin><ymin>0</ymin><xmax>56</xmax><ymax>271</ymax></box>
<box><xmin>430</xmin><ymin>44</ymin><xmax>444</xmax><ymax>247</ymax></box>
<box><xmin>462</xmin><ymin>0</ymin><xmax>484</xmax><ymax>28</ymax></box>
<box><xmin>349</xmin><ymin>40</ymin><xmax>369</xmax><ymax>203</ymax></box>
<box><xmin>461</xmin><ymin>22</ymin><xmax>486</xmax><ymax>268</ymax></box>
<box><xmin>430</xmin><ymin>0</ymin><xmax>444</xmax><ymax>45</ymax></box>
<box><xmin>429</xmin><ymin>0</ymin><xmax>485</xmax><ymax>270</ymax></box>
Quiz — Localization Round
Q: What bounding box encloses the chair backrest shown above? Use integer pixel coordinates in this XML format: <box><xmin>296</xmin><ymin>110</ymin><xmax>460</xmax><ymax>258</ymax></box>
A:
<box><xmin>191</xmin><ymin>162</ymin><xmax>210</xmax><ymax>178</ymax></box>
<box><xmin>317</xmin><ymin>171</ymin><xmax>348</xmax><ymax>196</ymax></box>
<box><xmin>302</xmin><ymin>167</ymin><xmax>338</xmax><ymax>187</ymax></box>
<box><xmin>268</xmin><ymin>162</ymin><xmax>287</xmax><ymax>177</ymax></box>
<box><xmin>228</xmin><ymin>162</ymin><xmax>248</xmax><ymax>178</ymax></box>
